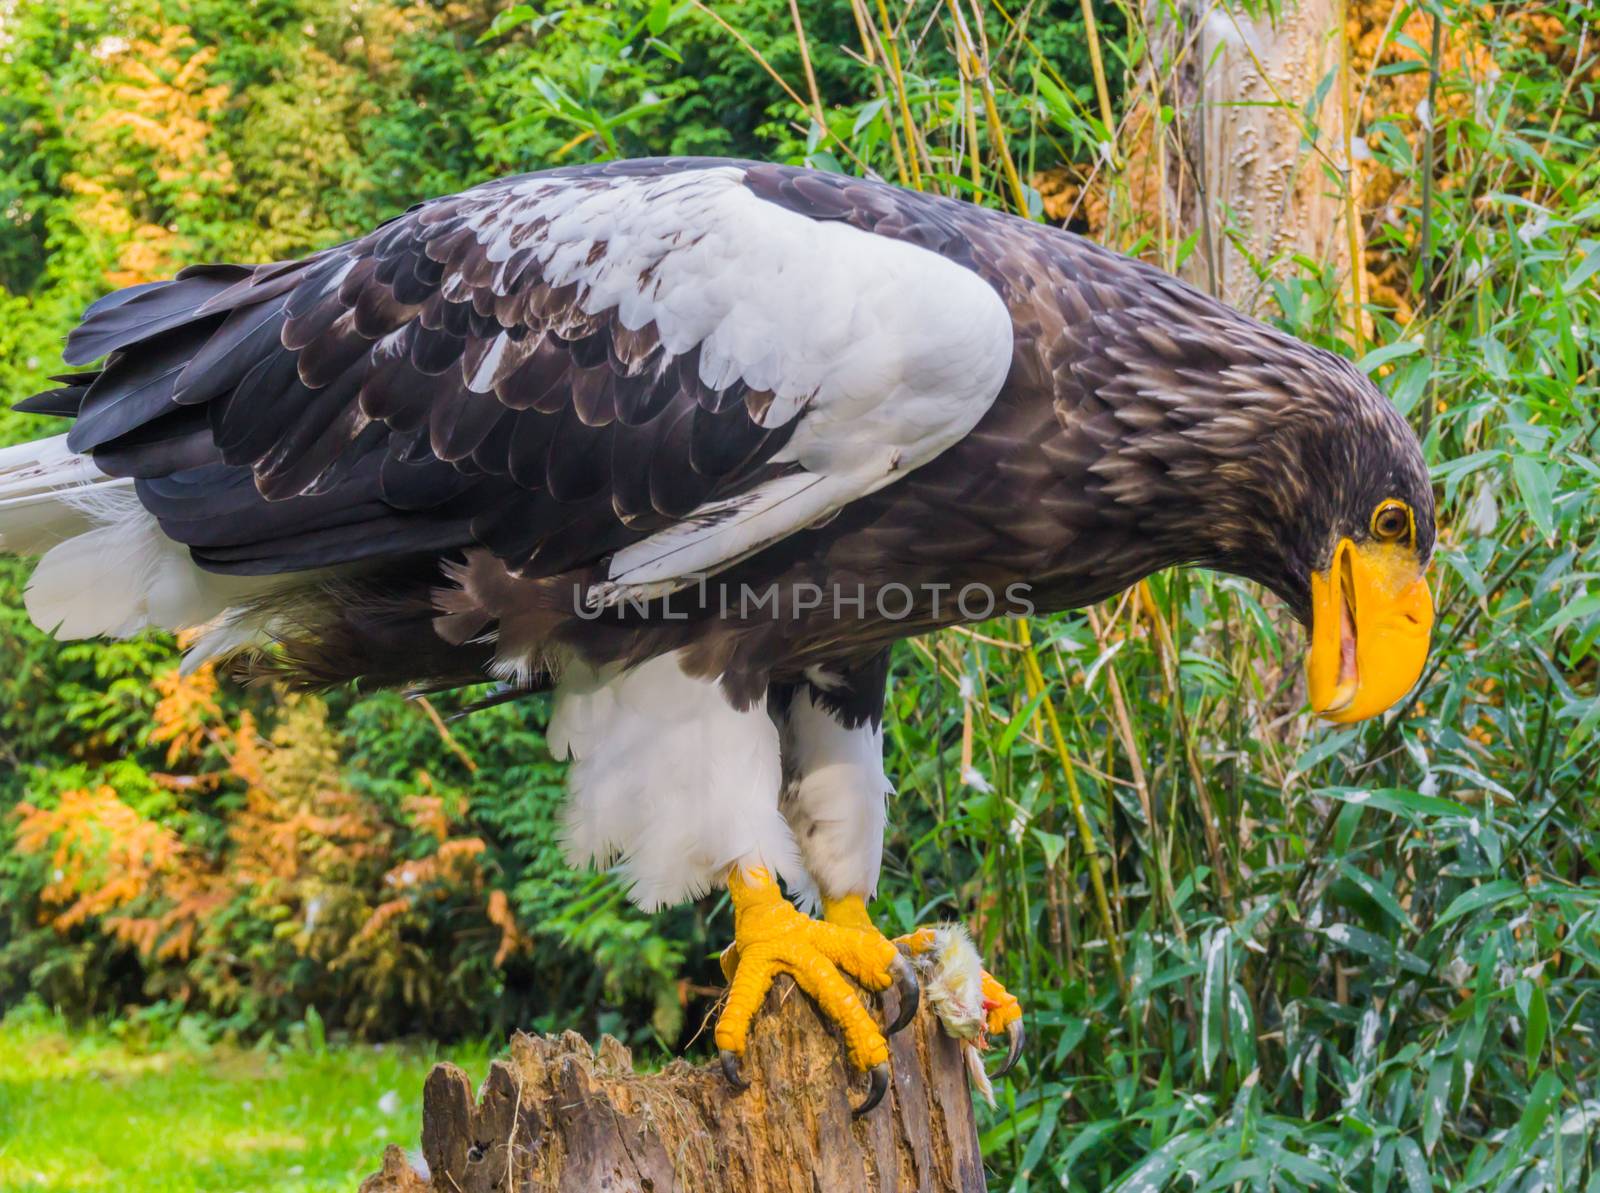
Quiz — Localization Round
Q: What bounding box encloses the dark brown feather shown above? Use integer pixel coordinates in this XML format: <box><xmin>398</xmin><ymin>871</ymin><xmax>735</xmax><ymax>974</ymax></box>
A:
<box><xmin>19</xmin><ymin>156</ymin><xmax>1431</xmax><ymax>701</ymax></box>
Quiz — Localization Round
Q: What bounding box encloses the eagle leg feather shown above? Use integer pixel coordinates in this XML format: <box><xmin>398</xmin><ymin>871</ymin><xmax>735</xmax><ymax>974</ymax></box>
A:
<box><xmin>714</xmin><ymin>866</ymin><xmax>905</xmax><ymax>1115</ymax></box>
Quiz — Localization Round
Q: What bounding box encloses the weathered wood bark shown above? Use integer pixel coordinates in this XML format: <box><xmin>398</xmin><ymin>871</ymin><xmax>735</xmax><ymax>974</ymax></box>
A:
<box><xmin>359</xmin><ymin>976</ymin><xmax>986</xmax><ymax>1192</ymax></box>
<box><xmin>1135</xmin><ymin>0</ymin><xmax>1358</xmax><ymax>315</ymax></box>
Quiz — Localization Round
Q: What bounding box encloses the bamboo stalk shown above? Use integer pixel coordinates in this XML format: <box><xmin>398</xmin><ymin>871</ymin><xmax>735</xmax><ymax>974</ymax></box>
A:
<box><xmin>847</xmin><ymin>0</ymin><xmax>913</xmax><ymax>187</ymax></box>
<box><xmin>947</xmin><ymin>0</ymin><xmax>1030</xmax><ymax>212</ymax></box>
<box><xmin>1078</xmin><ymin>0</ymin><xmax>1120</xmax><ymax>168</ymax></box>
<box><xmin>786</xmin><ymin>0</ymin><xmax>828</xmax><ymax>135</ymax></box>
<box><xmin>413</xmin><ymin>696</ymin><xmax>478</xmax><ymax>775</ymax></box>
<box><xmin>1016</xmin><ymin>619</ymin><xmax>1128</xmax><ymax>997</ymax></box>
<box><xmin>941</xmin><ymin>0</ymin><xmax>987</xmax><ymax>199</ymax></box>
<box><xmin>1087</xmin><ymin>607</ymin><xmax>1187</xmax><ymax>944</ymax></box>
<box><xmin>968</xmin><ymin>0</ymin><xmax>1030</xmax><ymax>212</ymax></box>
<box><xmin>1136</xmin><ymin>581</ymin><xmax>1235</xmax><ymax>913</ymax></box>
<box><xmin>874</xmin><ymin>0</ymin><xmax>927</xmax><ymax>188</ymax></box>
<box><xmin>690</xmin><ymin>2</ymin><xmax>868</xmax><ymax>172</ymax></box>
<box><xmin>1337</xmin><ymin>0</ymin><xmax>1365</xmax><ymax>349</ymax></box>
<box><xmin>1418</xmin><ymin>7</ymin><xmax>1443</xmax><ymax>438</ymax></box>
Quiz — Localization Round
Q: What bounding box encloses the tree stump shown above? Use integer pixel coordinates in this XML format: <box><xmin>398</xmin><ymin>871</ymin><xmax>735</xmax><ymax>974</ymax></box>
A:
<box><xmin>359</xmin><ymin>975</ymin><xmax>987</xmax><ymax>1192</ymax></box>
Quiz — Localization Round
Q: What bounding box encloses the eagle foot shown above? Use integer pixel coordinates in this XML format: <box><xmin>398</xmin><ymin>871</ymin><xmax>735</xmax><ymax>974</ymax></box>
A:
<box><xmin>714</xmin><ymin>867</ymin><xmax>906</xmax><ymax>1112</ymax></box>
<box><xmin>818</xmin><ymin>900</ymin><xmax>1025</xmax><ymax>1072</ymax></box>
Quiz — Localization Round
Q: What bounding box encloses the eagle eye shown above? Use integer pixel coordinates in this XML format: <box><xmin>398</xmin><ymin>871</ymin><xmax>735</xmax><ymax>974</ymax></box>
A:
<box><xmin>1370</xmin><ymin>500</ymin><xmax>1412</xmax><ymax>544</ymax></box>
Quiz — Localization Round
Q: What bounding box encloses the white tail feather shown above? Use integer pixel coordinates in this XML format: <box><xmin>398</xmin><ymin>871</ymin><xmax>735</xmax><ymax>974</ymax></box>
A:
<box><xmin>179</xmin><ymin>607</ymin><xmax>281</xmax><ymax>673</ymax></box>
<box><xmin>0</xmin><ymin>433</ymin><xmax>266</xmax><ymax>640</ymax></box>
<box><xmin>0</xmin><ymin>434</ymin><xmax>131</xmax><ymax>555</ymax></box>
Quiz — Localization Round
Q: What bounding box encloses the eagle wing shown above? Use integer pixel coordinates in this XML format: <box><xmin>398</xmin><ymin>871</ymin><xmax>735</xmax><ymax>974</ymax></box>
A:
<box><xmin>56</xmin><ymin>159</ymin><xmax>1014</xmax><ymax>597</ymax></box>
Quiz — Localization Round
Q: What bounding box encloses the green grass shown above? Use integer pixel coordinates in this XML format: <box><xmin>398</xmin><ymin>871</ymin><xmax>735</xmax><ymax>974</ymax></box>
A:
<box><xmin>0</xmin><ymin>1005</ymin><xmax>489</xmax><ymax>1193</ymax></box>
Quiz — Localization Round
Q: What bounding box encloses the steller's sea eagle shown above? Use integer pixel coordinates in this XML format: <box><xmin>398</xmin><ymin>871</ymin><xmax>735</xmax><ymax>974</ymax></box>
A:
<box><xmin>0</xmin><ymin>158</ymin><xmax>1434</xmax><ymax>1113</ymax></box>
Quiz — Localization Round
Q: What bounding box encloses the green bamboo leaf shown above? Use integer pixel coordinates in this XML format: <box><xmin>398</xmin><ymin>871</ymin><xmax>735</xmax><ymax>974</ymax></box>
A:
<box><xmin>478</xmin><ymin>3</ymin><xmax>536</xmax><ymax>41</ymax></box>
<box><xmin>1056</xmin><ymin>1118</ymin><xmax>1115</xmax><ymax>1175</ymax></box>
<box><xmin>1526</xmin><ymin>981</ymin><xmax>1549</xmax><ymax>1068</ymax></box>
<box><xmin>1517</xmin><ymin>1071</ymin><xmax>1563</xmax><ymax>1151</ymax></box>
<box><xmin>1031</xmin><ymin>828</ymin><xmax>1067</xmax><ymax>869</ymax></box>
<box><xmin>1226</xmin><ymin>980</ymin><xmax>1256</xmax><ymax>1078</ymax></box>
<box><xmin>1292</xmin><ymin>729</ymin><xmax>1362</xmax><ymax>774</ymax></box>
<box><xmin>1323</xmin><ymin>922</ymin><xmax>1429</xmax><ymax>974</ymax></box>
<box><xmin>1393</xmin><ymin>1137</ymin><xmax>1431</xmax><ymax>1193</ymax></box>
<box><xmin>1016</xmin><ymin>1096</ymin><xmax>1063</xmax><ymax>1182</ymax></box>
<box><xmin>1456</xmin><ymin>1015</ymin><xmax>1489</xmax><ymax>1113</ymax></box>
<box><xmin>997</xmin><ymin>688</ymin><xmax>1051</xmax><ymax>753</ymax></box>
<box><xmin>1200</xmin><ymin>928</ymin><xmax>1227</xmax><ymax>1080</ymax></box>
<box><xmin>1326</xmin><ymin>787</ymin><xmax>1473</xmax><ymax>820</ymax></box>
<box><xmin>1572</xmin><ymin>695</ymin><xmax>1600</xmax><ymax>749</ymax></box>
<box><xmin>1473</xmin><ymin>935</ymin><xmax>1499</xmax><ymax>1022</ymax></box>
<box><xmin>1437</xmin><ymin>880</ymin><xmax>1524</xmax><ymax>926</ymax></box>
<box><xmin>1357</xmin><ymin>339</ymin><xmax>1422</xmax><ymax>374</ymax></box>
<box><xmin>1337</xmin><ymin>861</ymin><xmax>1418</xmax><ymax>930</ymax></box>
<box><xmin>1263</xmin><ymin>1144</ymin><xmax>1334</xmax><ymax>1186</ymax></box>
<box><xmin>1375</xmin><ymin>1134</ymin><xmax>1397</xmax><ymax>1191</ymax></box>
<box><xmin>1563</xmin><ymin>240</ymin><xmax>1600</xmax><ymax>293</ymax></box>
<box><xmin>1513</xmin><ymin>455</ymin><xmax>1556</xmax><ymax>541</ymax></box>
<box><xmin>1537</xmin><ymin>592</ymin><xmax>1600</xmax><ymax>636</ymax></box>
<box><xmin>1422</xmin><ymin>1058</ymin><xmax>1451</xmax><ymax>1155</ymax></box>
<box><xmin>851</xmin><ymin>98</ymin><xmax>886</xmax><ymax>137</ymax></box>
<box><xmin>1112</xmin><ymin>1135</ymin><xmax>1192</xmax><ymax>1193</ymax></box>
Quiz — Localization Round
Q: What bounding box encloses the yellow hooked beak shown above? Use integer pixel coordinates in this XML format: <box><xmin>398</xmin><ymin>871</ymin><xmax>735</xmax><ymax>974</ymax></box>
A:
<box><xmin>1306</xmin><ymin>538</ymin><xmax>1433</xmax><ymax>723</ymax></box>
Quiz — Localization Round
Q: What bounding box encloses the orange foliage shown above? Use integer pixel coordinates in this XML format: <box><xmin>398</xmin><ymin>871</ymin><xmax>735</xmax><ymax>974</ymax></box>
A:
<box><xmin>353</xmin><ymin>897</ymin><xmax>413</xmax><ymax>947</ymax></box>
<box><xmin>404</xmin><ymin>792</ymin><xmax>453</xmax><ymax>843</ymax></box>
<box><xmin>3</xmin><ymin>5</ymin><xmax>547</xmax><ymax>1032</ymax></box>
<box><xmin>14</xmin><ymin>786</ymin><xmax>184</xmax><ymax>932</ymax></box>
<box><xmin>487</xmin><ymin>889</ymin><xmax>530</xmax><ymax>967</ymax></box>
<box><xmin>11</xmin><ymin>673</ymin><xmax>527</xmax><ymax>992</ymax></box>
<box><xmin>63</xmin><ymin>22</ymin><xmax>235</xmax><ymax>288</ymax></box>
<box><xmin>149</xmin><ymin>662</ymin><xmax>223</xmax><ymax>766</ymax></box>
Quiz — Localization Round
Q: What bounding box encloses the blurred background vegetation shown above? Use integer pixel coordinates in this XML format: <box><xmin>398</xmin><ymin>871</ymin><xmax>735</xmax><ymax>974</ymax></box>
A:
<box><xmin>0</xmin><ymin>0</ymin><xmax>1596</xmax><ymax>1189</ymax></box>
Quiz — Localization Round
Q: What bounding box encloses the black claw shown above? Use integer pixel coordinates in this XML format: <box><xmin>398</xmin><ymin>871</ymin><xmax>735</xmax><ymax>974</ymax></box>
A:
<box><xmin>884</xmin><ymin>953</ymin><xmax>920</xmax><ymax>1035</ymax></box>
<box><xmin>853</xmin><ymin>1062</ymin><xmax>890</xmax><ymax>1117</ymax></box>
<box><xmin>720</xmin><ymin>1049</ymin><xmax>749</xmax><ymax>1091</ymax></box>
<box><xmin>994</xmin><ymin>1019</ymin><xmax>1025</xmax><ymax>1077</ymax></box>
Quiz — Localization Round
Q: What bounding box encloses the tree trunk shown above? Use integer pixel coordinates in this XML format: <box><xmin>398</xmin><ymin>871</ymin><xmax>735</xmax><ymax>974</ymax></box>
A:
<box><xmin>1135</xmin><ymin>0</ymin><xmax>1359</xmax><ymax>316</ymax></box>
<box><xmin>358</xmin><ymin>976</ymin><xmax>986</xmax><ymax>1193</ymax></box>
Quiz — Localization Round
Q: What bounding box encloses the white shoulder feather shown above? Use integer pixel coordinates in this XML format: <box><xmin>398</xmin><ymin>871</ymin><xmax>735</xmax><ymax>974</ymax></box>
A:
<box><xmin>473</xmin><ymin>167</ymin><xmax>1015</xmax><ymax>598</ymax></box>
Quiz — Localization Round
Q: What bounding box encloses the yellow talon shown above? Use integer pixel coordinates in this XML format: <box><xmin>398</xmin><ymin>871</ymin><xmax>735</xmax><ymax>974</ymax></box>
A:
<box><xmin>981</xmin><ymin>970</ymin><xmax>1022</xmax><ymax>1035</ymax></box>
<box><xmin>895</xmin><ymin>925</ymin><xmax>939</xmax><ymax>957</ymax></box>
<box><xmin>831</xmin><ymin>905</ymin><xmax>1027</xmax><ymax>1074</ymax></box>
<box><xmin>713</xmin><ymin>868</ymin><xmax>898</xmax><ymax>1072</ymax></box>
<box><xmin>820</xmin><ymin>893</ymin><xmax>877</xmax><ymax>933</ymax></box>
<box><xmin>821</xmin><ymin>894</ymin><xmax>922</xmax><ymax>1034</ymax></box>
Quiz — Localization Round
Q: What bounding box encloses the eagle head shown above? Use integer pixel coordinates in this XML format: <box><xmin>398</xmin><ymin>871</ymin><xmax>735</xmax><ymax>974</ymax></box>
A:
<box><xmin>1066</xmin><ymin>297</ymin><xmax>1437</xmax><ymax>727</ymax></box>
<box><xmin>1291</xmin><ymin>386</ymin><xmax>1435</xmax><ymax>724</ymax></box>
<box><xmin>1183</xmin><ymin>343</ymin><xmax>1437</xmax><ymax>725</ymax></box>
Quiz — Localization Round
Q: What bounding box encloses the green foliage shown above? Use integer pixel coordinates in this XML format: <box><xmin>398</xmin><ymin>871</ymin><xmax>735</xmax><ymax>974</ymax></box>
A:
<box><xmin>0</xmin><ymin>0</ymin><xmax>704</xmax><ymax>1054</ymax></box>
<box><xmin>0</xmin><ymin>998</ymin><xmax>487</xmax><ymax>1191</ymax></box>
<box><xmin>845</xmin><ymin>1</ymin><xmax>1600</xmax><ymax>1184</ymax></box>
